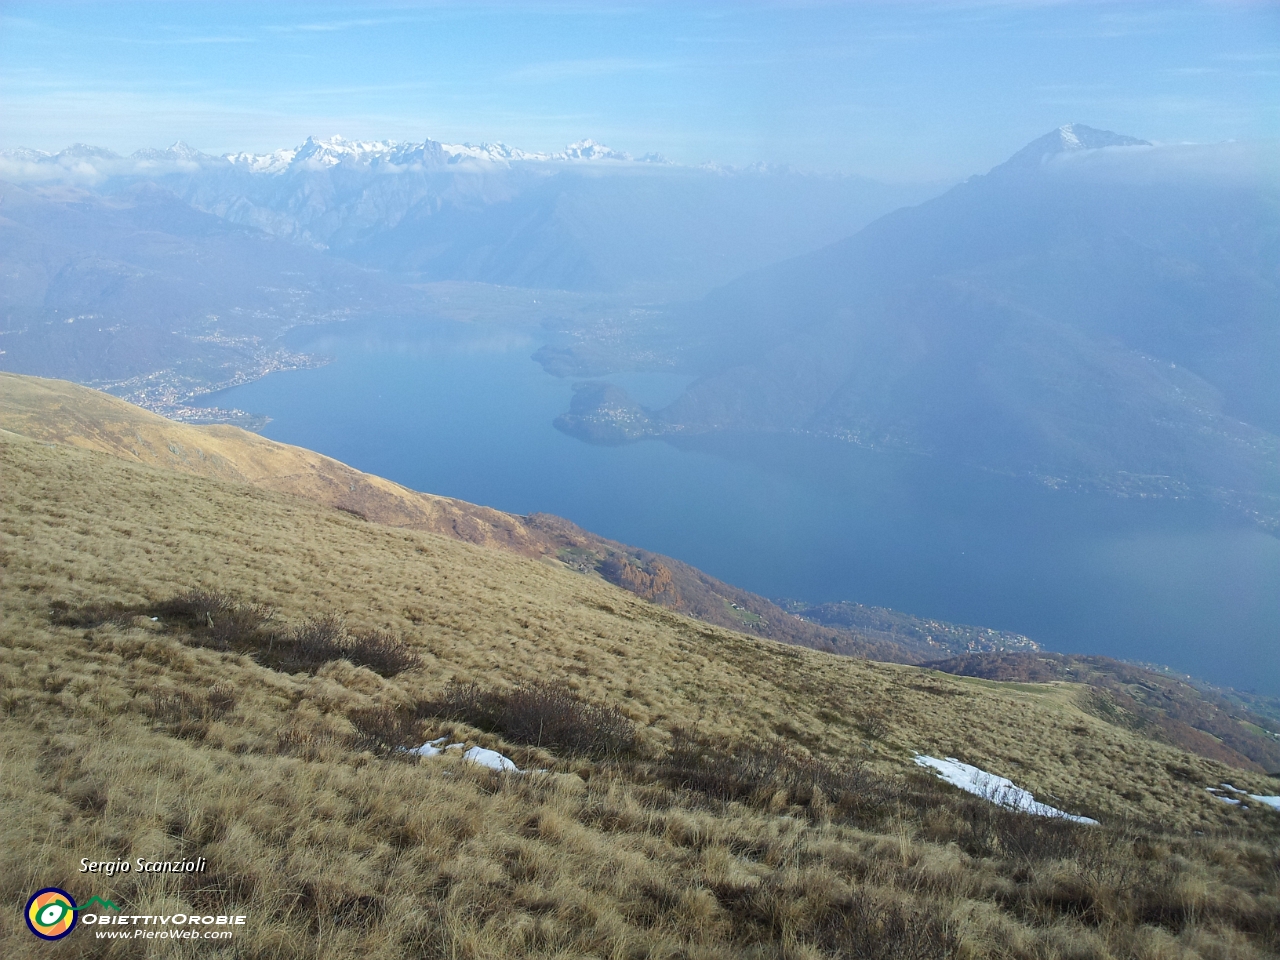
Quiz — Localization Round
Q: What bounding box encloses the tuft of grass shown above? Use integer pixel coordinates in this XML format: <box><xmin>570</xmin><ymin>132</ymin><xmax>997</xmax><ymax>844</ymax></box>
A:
<box><xmin>715</xmin><ymin>881</ymin><xmax>958</xmax><ymax>960</ymax></box>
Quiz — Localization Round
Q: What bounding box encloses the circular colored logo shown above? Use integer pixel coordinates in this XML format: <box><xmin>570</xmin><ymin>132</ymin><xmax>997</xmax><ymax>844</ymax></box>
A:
<box><xmin>25</xmin><ymin>888</ymin><xmax>78</xmax><ymax>940</ymax></box>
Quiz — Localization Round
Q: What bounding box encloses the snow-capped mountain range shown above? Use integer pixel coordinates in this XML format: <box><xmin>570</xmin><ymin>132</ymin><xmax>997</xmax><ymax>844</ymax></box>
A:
<box><xmin>0</xmin><ymin>131</ymin><xmax>944</xmax><ymax>296</ymax></box>
<box><xmin>2</xmin><ymin>135</ymin><xmax>666</xmax><ymax>179</ymax></box>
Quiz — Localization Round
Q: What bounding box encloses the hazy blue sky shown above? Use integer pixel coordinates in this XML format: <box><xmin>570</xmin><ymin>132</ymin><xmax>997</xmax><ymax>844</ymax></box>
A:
<box><xmin>2</xmin><ymin>1</ymin><xmax>1277</xmax><ymax>180</ymax></box>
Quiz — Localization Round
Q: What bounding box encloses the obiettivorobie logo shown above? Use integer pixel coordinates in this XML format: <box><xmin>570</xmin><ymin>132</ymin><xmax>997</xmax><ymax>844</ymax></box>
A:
<box><xmin>25</xmin><ymin>887</ymin><xmax>245</xmax><ymax>942</ymax></box>
<box><xmin>24</xmin><ymin>888</ymin><xmax>121</xmax><ymax>941</ymax></box>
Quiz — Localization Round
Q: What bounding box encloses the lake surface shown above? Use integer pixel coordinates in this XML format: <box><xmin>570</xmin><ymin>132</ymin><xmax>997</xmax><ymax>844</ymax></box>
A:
<box><xmin>203</xmin><ymin>317</ymin><xmax>1280</xmax><ymax>696</ymax></box>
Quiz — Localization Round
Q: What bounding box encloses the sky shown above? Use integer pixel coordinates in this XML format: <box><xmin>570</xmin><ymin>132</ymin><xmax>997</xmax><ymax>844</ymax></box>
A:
<box><xmin>1</xmin><ymin>1</ymin><xmax>1278</xmax><ymax>181</ymax></box>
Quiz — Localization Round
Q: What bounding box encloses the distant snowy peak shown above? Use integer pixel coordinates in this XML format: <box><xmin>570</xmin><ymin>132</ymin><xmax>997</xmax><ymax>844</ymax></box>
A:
<box><xmin>221</xmin><ymin>134</ymin><xmax>663</xmax><ymax>174</ymax></box>
<box><xmin>130</xmin><ymin>142</ymin><xmax>212</xmax><ymax>165</ymax></box>
<box><xmin>224</xmin><ymin>147</ymin><xmax>297</xmax><ymax>174</ymax></box>
<box><xmin>0</xmin><ymin>135</ymin><xmax>667</xmax><ymax>180</ymax></box>
<box><xmin>560</xmin><ymin>139</ymin><xmax>627</xmax><ymax>161</ymax></box>
<box><xmin>1000</xmin><ymin>123</ymin><xmax>1152</xmax><ymax>172</ymax></box>
<box><xmin>1051</xmin><ymin>123</ymin><xmax>1150</xmax><ymax>152</ymax></box>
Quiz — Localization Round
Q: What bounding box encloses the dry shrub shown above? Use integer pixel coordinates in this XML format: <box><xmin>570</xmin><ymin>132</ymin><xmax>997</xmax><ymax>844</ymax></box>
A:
<box><xmin>347</xmin><ymin>705</ymin><xmax>419</xmax><ymax>754</ymax></box>
<box><xmin>898</xmin><ymin>769</ymin><xmax>1102</xmax><ymax>865</ymax></box>
<box><xmin>266</xmin><ymin>616</ymin><xmax>420</xmax><ymax>677</ymax></box>
<box><xmin>147</xmin><ymin>592</ymin><xmax>419</xmax><ymax>677</ymax></box>
<box><xmin>266</xmin><ymin>612</ymin><xmax>348</xmax><ymax>673</ymax></box>
<box><xmin>419</xmin><ymin>680</ymin><xmax>637</xmax><ymax>760</ymax></box>
<box><xmin>344</xmin><ymin>628</ymin><xmax>420</xmax><ymax>676</ymax></box>
<box><xmin>48</xmin><ymin>598</ymin><xmax>135</xmax><ymax>629</ymax></box>
<box><xmin>151</xmin><ymin>588</ymin><xmax>272</xmax><ymax>650</ymax></box>
<box><xmin>660</xmin><ymin>728</ymin><xmax>895</xmax><ymax>823</ymax></box>
<box><xmin>956</xmin><ymin>793</ymin><xmax>1094</xmax><ymax>862</ymax></box>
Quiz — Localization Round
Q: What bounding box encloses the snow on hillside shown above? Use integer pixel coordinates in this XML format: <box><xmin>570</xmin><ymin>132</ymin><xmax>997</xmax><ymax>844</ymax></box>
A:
<box><xmin>914</xmin><ymin>755</ymin><xmax>1099</xmax><ymax>824</ymax></box>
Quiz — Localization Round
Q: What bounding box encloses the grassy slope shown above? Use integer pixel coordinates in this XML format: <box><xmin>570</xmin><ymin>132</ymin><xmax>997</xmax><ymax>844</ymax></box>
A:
<box><xmin>0</xmin><ymin>372</ymin><xmax>903</xmax><ymax>659</ymax></box>
<box><xmin>2</xmin><ymin>378</ymin><xmax>1280</xmax><ymax>957</ymax></box>
<box><xmin>10</xmin><ymin>371</ymin><xmax>1274</xmax><ymax>774</ymax></box>
<box><xmin>2</xmin><ymin>407</ymin><xmax>1280</xmax><ymax>956</ymax></box>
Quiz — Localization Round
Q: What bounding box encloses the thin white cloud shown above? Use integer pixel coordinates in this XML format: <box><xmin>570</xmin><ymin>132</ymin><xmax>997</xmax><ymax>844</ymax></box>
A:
<box><xmin>265</xmin><ymin>13</ymin><xmax>440</xmax><ymax>35</ymax></box>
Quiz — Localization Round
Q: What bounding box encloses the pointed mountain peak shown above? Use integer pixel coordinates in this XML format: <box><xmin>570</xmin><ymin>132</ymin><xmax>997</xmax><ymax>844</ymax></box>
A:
<box><xmin>1000</xmin><ymin>124</ymin><xmax>1151</xmax><ymax>172</ymax></box>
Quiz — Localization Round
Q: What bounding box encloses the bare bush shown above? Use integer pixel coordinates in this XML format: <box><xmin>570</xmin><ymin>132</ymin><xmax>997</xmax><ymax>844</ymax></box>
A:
<box><xmin>347</xmin><ymin>705</ymin><xmax>419</xmax><ymax>754</ymax></box>
<box><xmin>660</xmin><ymin>728</ymin><xmax>895</xmax><ymax>823</ymax></box>
<box><xmin>151</xmin><ymin>588</ymin><xmax>272</xmax><ymax>649</ymax></box>
<box><xmin>344</xmin><ymin>628</ymin><xmax>420</xmax><ymax>677</ymax></box>
<box><xmin>418</xmin><ymin>680</ymin><xmax>637</xmax><ymax>760</ymax></box>
<box><xmin>49</xmin><ymin>599</ymin><xmax>136</xmax><ymax>629</ymax></box>
<box><xmin>264</xmin><ymin>616</ymin><xmax>419</xmax><ymax>677</ymax></box>
<box><xmin>266</xmin><ymin>613</ymin><xmax>347</xmax><ymax>673</ymax></box>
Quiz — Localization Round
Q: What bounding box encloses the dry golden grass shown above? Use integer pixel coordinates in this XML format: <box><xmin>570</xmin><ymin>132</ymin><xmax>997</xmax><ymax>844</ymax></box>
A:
<box><xmin>1</xmin><ymin>403</ymin><xmax>1278</xmax><ymax>957</ymax></box>
<box><xmin>0</xmin><ymin>373</ymin><xmax>915</xmax><ymax>659</ymax></box>
<box><xmin>0</xmin><ymin>371</ymin><xmax>548</xmax><ymax>555</ymax></box>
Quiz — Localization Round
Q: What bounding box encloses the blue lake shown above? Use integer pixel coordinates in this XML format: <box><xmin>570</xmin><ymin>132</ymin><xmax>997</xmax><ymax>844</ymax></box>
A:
<box><xmin>203</xmin><ymin>317</ymin><xmax>1280</xmax><ymax>696</ymax></box>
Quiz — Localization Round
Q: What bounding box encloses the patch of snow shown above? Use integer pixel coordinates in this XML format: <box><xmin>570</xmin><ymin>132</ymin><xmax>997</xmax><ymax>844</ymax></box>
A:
<box><xmin>407</xmin><ymin>738</ymin><xmax>520</xmax><ymax>772</ymax></box>
<box><xmin>408</xmin><ymin>736</ymin><xmax>450</xmax><ymax>757</ymax></box>
<box><xmin>914</xmin><ymin>755</ymin><xmax>1098</xmax><ymax>824</ymax></box>
<box><xmin>1210</xmin><ymin>783</ymin><xmax>1280</xmax><ymax>811</ymax></box>
<box><xmin>461</xmin><ymin>746</ymin><xmax>520</xmax><ymax>772</ymax></box>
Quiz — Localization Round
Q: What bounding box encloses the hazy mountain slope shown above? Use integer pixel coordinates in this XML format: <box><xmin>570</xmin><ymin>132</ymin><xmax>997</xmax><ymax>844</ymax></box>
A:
<box><xmin>560</xmin><ymin>128</ymin><xmax>1280</xmax><ymax>527</ymax></box>
<box><xmin>338</xmin><ymin>165</ymin><xmax>934</xmax><ymax>295</ymax></box>
<box><xmin>0</xmin><ymin>179</ymin><xmax>431</xmax><ymax>403</ymax></box>
<box><xmin>3</xmin><ymin>410</ymin><xmax>1279</xmax><ymax>958</ymax></box>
